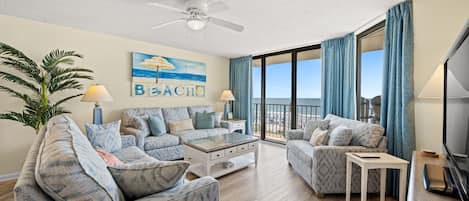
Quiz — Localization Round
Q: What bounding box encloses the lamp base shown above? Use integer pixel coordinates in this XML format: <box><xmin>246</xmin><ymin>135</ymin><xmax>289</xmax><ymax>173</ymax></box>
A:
<box><xmin>93</xmin><ymin>103</ymin><xmax>103</xmax><ymax>124</ymax></box>
<box><xmin>223</xmin><ymin>102</ymin><xmax>230</xmax><ymax>120</ymax></box>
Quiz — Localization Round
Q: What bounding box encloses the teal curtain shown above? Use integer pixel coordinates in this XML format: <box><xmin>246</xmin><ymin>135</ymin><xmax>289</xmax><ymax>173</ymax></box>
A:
<box><xmin>229</xmin><ymin>56</ymin><xmax>253</xmax><ymax>134</ymax></box>
<box><xmin>381</xmin><ymin>1</ymin><xmax>415</xmax><ymax>197</ymax></box>
<box><xmin>321</xmin><ymin>33</ymin><xmax>355</xmax><ymax>119</ymax></box>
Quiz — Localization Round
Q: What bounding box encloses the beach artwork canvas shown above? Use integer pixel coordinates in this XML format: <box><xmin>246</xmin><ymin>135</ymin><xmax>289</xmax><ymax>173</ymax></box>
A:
<box><xmin>131</xmin><ymin>52</ymin><xmax>206</xmax><ymax>97</ymax></box>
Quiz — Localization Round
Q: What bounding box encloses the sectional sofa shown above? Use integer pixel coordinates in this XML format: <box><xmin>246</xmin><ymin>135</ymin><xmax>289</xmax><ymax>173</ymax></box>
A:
<box><xmin>120</xmin><ymin>105</ymin><xmax>230</xmax><ymax>161</ymax></box>
<box><xmin>14</xmin><ymin>115</ymin><xmax>219</xmax><ymax>201</ymax></box>
<box><xmin>286</xmin><ymin>114</ymin><xmax>387</xmax><ymax>195</ymax></box>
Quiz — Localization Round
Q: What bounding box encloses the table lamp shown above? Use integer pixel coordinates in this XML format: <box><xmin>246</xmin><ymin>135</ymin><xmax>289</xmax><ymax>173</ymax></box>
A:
<box><xmin>219</xmin><ymin>89</ymin><xmax>235</xmax><ymax>120</ymax></box>
<box><xmin>81</xmin><ymin>84</ymin><xmax>113</xmax><ymax>124</ymax></box>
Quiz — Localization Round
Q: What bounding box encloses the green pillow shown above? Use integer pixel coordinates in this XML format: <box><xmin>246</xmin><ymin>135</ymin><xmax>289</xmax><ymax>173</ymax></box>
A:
<box><xmin>195</xmin><ymin>112</ymin><xmax>215</xmax><ymax>129</ymax></box>
<box><xmin>147</xmin><ymin>115</ymin><xmax>166</xmax><ymax>136</ymax></box>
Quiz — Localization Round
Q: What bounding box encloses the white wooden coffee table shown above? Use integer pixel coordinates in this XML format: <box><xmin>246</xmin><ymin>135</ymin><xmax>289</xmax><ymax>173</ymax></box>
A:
<box><xmin>183</xmin><ymin>133</ymin><xmax>259</xmax><ymax>178</ymax></box>
<box><xmin>345</xmin><ymin>152</ymin><xmax>409</xmax><ymax>201</ymax></box>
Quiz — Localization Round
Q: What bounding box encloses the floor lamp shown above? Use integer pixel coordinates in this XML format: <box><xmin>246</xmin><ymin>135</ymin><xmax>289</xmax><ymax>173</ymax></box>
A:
<box><xmin>81</xmin><ymin>84</ymin><xmax>113</xmax><ymax>124</ymax></box>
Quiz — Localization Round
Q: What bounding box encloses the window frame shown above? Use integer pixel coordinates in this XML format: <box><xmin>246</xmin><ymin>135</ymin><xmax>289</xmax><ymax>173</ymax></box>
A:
<box><xmin>355</xmin><ymin>20</ymin><xmax>386</xmax><ymax>121</ymax></box>
<box><xmin>252</xmin><ymin>44</ymin><xmax>321</xmax><ymax>143</ymax></box>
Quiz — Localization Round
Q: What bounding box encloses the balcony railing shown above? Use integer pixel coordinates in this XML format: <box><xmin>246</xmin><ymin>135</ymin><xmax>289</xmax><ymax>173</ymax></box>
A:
<box><xmin>251</xmin><ymin>97</ymin><xmax>380</xmax><ymax>142</ymax></box>
<box><xmin>252</xmin><ymin>103</ymin><xmax>321</xmax><ymax>141</ymax></box>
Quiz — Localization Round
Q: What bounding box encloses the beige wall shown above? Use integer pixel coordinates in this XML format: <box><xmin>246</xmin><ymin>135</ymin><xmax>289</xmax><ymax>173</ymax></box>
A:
<box><xmin>413</xmin><ymin>0</ymin><xmax>469</xmax><ymax>152</ymax></box>
<box><xmin>0</xmin><ymin>15</ymin><xmax>229</xmax><ymax>175</ymax></box>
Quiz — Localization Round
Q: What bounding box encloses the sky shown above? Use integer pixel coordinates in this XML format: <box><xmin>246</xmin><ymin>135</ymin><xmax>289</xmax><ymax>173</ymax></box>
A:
<box><xmin>252</xmin><ymin>50</ymin><xmax>384</xmax><ymax>99</ymax></box>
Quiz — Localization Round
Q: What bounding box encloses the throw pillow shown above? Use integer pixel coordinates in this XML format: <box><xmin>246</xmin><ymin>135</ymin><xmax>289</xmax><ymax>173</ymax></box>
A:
<box><xmin>303</xmin><ymin>119</ymin><xmax>330</xmax><ymax>140</ymax></box>
<box><xmin>309</xmin><ymin>128</ymin><xmax>329</xmax><ymax>146</ymax></box>
<box><xmin>328</xmin><ymin>125</ymin><xmax>353</xmax><ymax>146</ymax></box>
<box><xmin>108</xmin><ymin>160</ymin><xmax>190</xmax><ymax>200</ymax></box>
<box><xmin>214</xmin><ymin>112</ymin><xmax>223</xmax><ymax>127</ymax></box>
<box><xmin>168</xmin><ymin>119</ymin><xmax>195</xmax><ymax>134</ymax></box>
<box><xmin>195</xmin><ymin>112</ymin><xmax>215</xmax><ymax>129</ymax></box>
<box><xmin>147</xmin><ymin>115</ymin><xmax>166</xmax><ymax>136</ymax></box>
<box><xmin>127</xmin><ymin>116</ymin><xmax>151</xmax><ymax>137</ymax></box>
<box><xmin>95</xmin><ymin>148</ymin><xmax>124</xmax><ymax>167</ymax></box>
<box><xmin>85</xmin><ymin>120</ymin><xmax>122</xmax><ymax>153</ymax></box>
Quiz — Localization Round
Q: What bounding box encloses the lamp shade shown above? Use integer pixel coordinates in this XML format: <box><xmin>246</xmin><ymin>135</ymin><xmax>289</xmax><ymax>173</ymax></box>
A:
<box><xmin>81</xmin><ymin>84</ymin><xmax>113</xmax><ymax>103</ymax></box>
<box><xmin>219</xmin><ymin>89</ymin><xmax>235</xmax><ymax>101</ymax></box>
<box><xmin>418</xmin><ymin>64</ymin><xmax>443</xmax><ymax>99</ymax></box>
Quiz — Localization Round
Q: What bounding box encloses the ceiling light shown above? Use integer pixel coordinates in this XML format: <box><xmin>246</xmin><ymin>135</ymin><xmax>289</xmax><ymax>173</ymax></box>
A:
<box><xmin>186</xmin><ymin>19</ymin><xmax>206</xmax><ymax>30</ymax></box>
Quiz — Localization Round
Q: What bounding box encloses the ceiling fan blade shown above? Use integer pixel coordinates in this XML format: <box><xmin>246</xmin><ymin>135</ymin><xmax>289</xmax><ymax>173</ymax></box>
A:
<box><xmin>207</xmin><ymin>1</ymin><xmax>229</xmax><ymax>14</ymax></box>
<box><xmin>151</xmin><ymin>19</ymin><xmax>186</xmax><ymax>29</ymax></box>
<box><xmin>147</xmin><ymin>1</ymin><xmax>188</xmax><ymax>14</ymax></box>
<box><xmin>208</xmin><ymin>17</ymin><xmax>244</xmax><ymax>32</ymax></box>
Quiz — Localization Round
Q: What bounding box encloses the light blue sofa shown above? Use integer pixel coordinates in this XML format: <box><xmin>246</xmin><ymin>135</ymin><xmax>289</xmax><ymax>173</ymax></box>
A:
<box><xmin>120</xmin><ymin>105</ymin><xmax>229</xmax><ymax>161</ymax></box>
<box><xmin>286</xmin><ymin>114</ymin><xmax>387</xmax><ymax>196</ymax></box>
<box><xmin>14</xmin><ymin>115</ymin><xmax>219</xmax><ymax>201</ymax></box>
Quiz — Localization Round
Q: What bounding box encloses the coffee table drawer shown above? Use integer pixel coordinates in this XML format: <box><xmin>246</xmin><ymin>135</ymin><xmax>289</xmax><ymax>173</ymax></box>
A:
<box><xmin>248</xmin><ymin>142</ymin><xmax>257</xmax><ymax>150</ymax></box>
<box><xmin>224</xmin><ymin>147</ymin><xmax>237</xmax><ymax>155</ymax></box>
<box><xmin>237</xmin><ymin>144</ymin><xmax>249</xmax><ymax>152</ymax></box>
<box><xmin>210</xmin><ymin>150</ymin><xmax>224</xmax><ymax>160</ymax></box>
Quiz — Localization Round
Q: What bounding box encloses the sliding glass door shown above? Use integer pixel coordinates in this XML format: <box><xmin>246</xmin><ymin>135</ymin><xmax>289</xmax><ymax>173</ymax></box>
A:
<box><xmin>252</xmin><ymin>45</ymin><xmax>321</xmax><ymax>143</ymax></box>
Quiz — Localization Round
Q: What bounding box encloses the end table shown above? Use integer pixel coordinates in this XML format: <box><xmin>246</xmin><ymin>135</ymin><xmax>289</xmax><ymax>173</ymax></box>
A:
<box><xmin>345</xmin><ymin>152</ymin><xmax>409</xmax><ymax>201</ymax></box>
<box><xmin>220</xmin><ymin>120</ymin><xmax>246</xmax><ymax>134</ymax></box>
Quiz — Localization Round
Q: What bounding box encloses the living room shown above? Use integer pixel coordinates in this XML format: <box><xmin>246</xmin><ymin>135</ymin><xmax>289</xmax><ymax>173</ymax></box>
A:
<box><xmin>0</xmin><ymin>0</ymin><xmax>468</xmax><ymax>201</ymax></box>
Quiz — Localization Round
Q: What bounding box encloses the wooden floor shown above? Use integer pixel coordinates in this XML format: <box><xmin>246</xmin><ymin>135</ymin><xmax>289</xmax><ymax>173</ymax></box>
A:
<box><xmin>0</xmin><ymin>142</ymin><xmax>394</xmax><ymax>201</ymax></box>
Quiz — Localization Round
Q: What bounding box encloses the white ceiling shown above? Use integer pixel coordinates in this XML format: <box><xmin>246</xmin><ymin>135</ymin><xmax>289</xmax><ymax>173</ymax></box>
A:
<box><xmin>0</xmin><ymin>0</ymin><xmax>402</xmax><ymax>58</ymax></box>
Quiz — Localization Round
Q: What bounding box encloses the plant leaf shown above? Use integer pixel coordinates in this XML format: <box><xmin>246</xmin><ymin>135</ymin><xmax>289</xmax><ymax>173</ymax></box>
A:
<box><xmin>0</xmin><ymin>71</ymin><xmax>40</xmax><ymax>94</ymax></box>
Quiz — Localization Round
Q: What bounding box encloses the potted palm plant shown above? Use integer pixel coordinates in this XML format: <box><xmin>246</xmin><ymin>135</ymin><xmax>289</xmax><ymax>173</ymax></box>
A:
<box><xmin>0</xmin><ymin>42</ymin><xmax>94</xmax><ymax>134</ymax></box>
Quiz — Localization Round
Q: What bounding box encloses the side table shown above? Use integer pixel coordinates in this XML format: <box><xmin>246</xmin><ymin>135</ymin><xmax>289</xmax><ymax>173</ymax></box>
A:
<box><xmin>220</xmin><ymin>120</ymin><xmax>246</xmax><ymax>134</ymax></box>
<box><xmin>345</xmin><ymin>152</ymin><xmax>409</xmax><ymax>201</ymax></box>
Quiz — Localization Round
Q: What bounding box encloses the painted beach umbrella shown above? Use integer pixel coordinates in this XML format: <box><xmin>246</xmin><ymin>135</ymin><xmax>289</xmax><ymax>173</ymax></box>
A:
<box><xmin>139</xmin><ymin>56</ymin><xmax>175</xmax><ymax>83</ymax></box>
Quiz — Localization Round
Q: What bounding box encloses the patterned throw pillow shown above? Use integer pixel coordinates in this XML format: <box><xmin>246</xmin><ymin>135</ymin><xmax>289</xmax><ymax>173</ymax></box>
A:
<box><xmin>108</xmin><ymin>160</ymin><xmax>190</xmax><ymax>200</ymax></box>
<box><xmin>309</xmin><ymin>128</ymin><xmax>329</xmax><ymax>146</ymax></box>
<box><xmin>304</xmin><ymin>119</ymin><xmax>330</xmax><ymax>140</ymax></box>
<box><xmin>168</xmin><ymin>119</ymin><xmax>195</xmax><ymax>134</ymax></box>
<box><xmin>95</xmin><ymin>148</ymin><xmax>124</xmax><ymax>167</ymax></box>
<box><xmin>195</xmin><ymin>112</ymin><xmax>215</xmax><ymax>129</ymax></box>
<box><xmin>85</xmin><ymin>120</ymin><xmax>122</xmax><ymax>153</ymax></box>
<box><xmin>128</xmin><ymin>116</ymin><xmax>151</xmax><ymax>137</ymax></box>
<box><xmin>328</xmin><ymin>125</ymin><xmax>353</xmax><ymax>146</ymax></box>
<box><xmin>147</xmin><ymin>115</ymin><xmax>166</xmax><ymax>136</ymax></box>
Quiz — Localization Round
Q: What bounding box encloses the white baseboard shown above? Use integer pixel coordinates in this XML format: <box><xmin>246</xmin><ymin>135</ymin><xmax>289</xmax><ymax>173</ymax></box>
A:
<box><xmin>0</xmin><ymin>172</ymin><xmax>19</xmax><ymax>182</ymax></box>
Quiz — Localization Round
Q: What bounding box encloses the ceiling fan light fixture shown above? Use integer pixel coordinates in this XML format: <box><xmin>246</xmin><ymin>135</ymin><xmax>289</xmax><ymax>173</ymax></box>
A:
<box><xmin>186</xmin><ymin>18</ymin><xmax>206</xmax><ymax>30</ymax></box>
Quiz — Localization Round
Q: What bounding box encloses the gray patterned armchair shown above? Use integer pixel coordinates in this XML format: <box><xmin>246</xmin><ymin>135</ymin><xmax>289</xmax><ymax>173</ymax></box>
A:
<box><xmin>286</xmin><ymin>114</ymin><xmax>387</xmax><ymax>196</ymax></box>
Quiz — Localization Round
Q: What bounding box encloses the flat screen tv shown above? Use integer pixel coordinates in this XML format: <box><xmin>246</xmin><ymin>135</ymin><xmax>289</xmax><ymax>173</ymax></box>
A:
<box><xmin>444</xmin><ymin>21</ymin><xmax>469</xmax><ymax>201</ymax></box>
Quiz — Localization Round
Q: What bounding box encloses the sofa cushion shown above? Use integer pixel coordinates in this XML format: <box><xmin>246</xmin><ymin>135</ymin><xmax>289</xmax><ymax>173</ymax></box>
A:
<box><xmin>85</xmin><ymin>120</ymin><xmax>122</xmax><ymax>152</ymax></box>
<box><xmin>162</xmin><ymin>107</ymin><xmax>190</xmax><ymax>128</ymax></box>
<box><xmin>325</xmin><ymin>114</ymin><xmax>384</xmax><ymax>147</ymax></box>
<box><xmin>173</xmin><ymin>128</ymin><xmax>229</xmax><ymax>141</ymax></box>
<box><xmin>148</xmin><ymin>115</ymin><xmax>166</xmax><ymax>136</ymax></box>
<box><xmin>113</xmin><ymin>146</ymin><xmax>156</xmax><ymax>164</ymax></box>
<box><xmin>108</xmin><ymin>161</ymin><xmax>190</xmax><ymax>200</ymax></box>
<box><xmin>35</xmin><ymin>115</ymin><xmax>122</xmax><ymax>201</ymax></box>
<box><xmin>144</xmin><ymin>135</ymin><xmax>180</xmax><ymax>150</ymax></box>
<box><xmin>188</xmin><ymin>105</ymin><xmax>214</xmax><ymax>117</ymax></box>
<box><xmin>303</xmin><ymin>119</ymin><xmax>330</xmax><ymax>140</ymax></box>
<box><xmin>286</xmin><ymin>140</ymin><xmax>315</xmax><ymax>168</ymax></box>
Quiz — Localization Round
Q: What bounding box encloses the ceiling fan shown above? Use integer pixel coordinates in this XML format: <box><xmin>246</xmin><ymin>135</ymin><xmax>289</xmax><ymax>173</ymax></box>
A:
<box><xmin>148</xmin><ymin>0</ymin><xmax>244</xmax><ymax>32</ymax></box>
